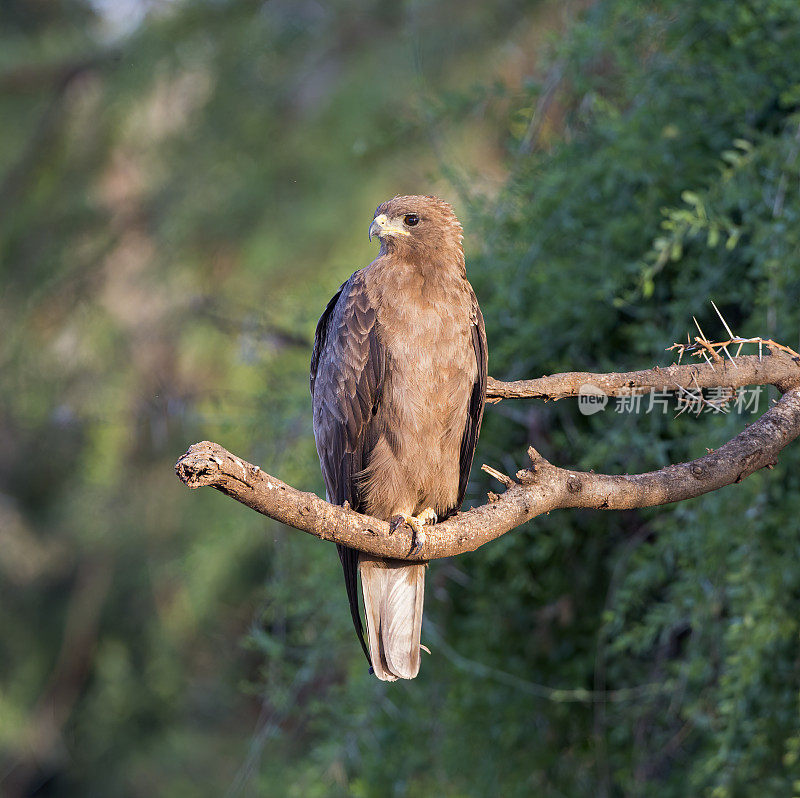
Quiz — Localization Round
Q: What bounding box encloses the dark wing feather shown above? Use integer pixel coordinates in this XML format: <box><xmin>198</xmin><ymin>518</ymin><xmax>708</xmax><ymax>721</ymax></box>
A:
<box><xmin>309</xmin><ymin>283</ymin><xmax>344</xmax><ymax>396</ymax></box>
<box><xmin>310</xmin><ymin>271</ymin><xmax>386</xmax><ymax>665</ymax></box>
<box><xmin>455</xmin><ymin>297</ymin><xmax>488</xmax><ymax>512</ymax></box>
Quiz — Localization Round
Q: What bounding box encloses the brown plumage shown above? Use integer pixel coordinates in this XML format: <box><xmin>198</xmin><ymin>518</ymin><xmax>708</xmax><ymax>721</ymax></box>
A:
<box><xmin>310</xmin><ymin>195</ymin><xmax>487</xmax><ymax>680</ymax></box>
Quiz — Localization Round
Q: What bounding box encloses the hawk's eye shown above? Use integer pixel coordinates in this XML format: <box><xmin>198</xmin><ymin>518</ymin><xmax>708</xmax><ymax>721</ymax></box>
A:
<box><xmin>404</xmin><ymin>214</ymin><xmax>420</xmax><ymax>227</ymax></box>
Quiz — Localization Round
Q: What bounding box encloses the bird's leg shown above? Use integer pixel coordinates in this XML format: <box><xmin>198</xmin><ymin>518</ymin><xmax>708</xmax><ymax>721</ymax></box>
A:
<box><xmin>410</xmin><ymin>507</ymin><xmax>438</xmax><ymax>555</ymax></box>
<box><xmin>389</xmin><ymin>508</ymin><xmax>438</xmax><ymax>554</ymax></box>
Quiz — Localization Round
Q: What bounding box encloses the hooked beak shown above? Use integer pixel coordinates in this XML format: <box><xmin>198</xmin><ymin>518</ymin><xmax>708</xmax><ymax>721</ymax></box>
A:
<box><xmin>368</xmin><ymin>213</ymin><xmax>410</xmax><ymax>242</ymax></box>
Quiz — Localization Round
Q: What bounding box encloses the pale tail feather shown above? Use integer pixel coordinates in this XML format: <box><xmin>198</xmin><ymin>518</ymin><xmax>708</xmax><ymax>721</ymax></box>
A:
<box><xmin>359</xmin><ymin>555</ymin><xmax>426</xmax><ymax>681</ymax></box>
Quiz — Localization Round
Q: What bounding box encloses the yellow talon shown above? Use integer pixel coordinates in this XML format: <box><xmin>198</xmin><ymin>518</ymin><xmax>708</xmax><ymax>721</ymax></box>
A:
<box><xmin>389</xmin><ymin>509</ymin><xmax>437</xmax><ymax>534</ymax></box>
<box><xmin>388</xmin><ymin>507</ymin><xmax>437</xmax><ymax>554</ymax></box>
<box><xmin>417</xmin><ymin>507</ymin><xmax>438</xmax><ymax>526</ymax></box>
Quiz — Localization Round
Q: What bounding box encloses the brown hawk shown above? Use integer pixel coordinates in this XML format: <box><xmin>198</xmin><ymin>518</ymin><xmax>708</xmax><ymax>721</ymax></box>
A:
<box><xmin>310</xmin><ymin>195</ymin><xmax>487</xmax><ymax>680</ymax></box>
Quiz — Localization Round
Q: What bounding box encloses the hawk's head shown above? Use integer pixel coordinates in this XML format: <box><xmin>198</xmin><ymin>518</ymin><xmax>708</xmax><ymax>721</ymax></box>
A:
<box><xmin>369</xmin><ymin>195</ymin><xmax>463</xmax><ymax>262</ymax></box>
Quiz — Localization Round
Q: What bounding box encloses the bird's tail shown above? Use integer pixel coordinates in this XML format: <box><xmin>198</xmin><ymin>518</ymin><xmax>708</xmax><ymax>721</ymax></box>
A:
<box><xmin>359</xmin><ymin>555</ymin><xmax>426</xmax><ymax>681</ymax></box>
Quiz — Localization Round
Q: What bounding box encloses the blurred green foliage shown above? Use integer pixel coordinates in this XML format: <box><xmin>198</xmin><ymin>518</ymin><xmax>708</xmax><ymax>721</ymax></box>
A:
<box><xmin>2</xmin><ymin>0</ymin><xmax>800</xmax><ymax>796</ymax></box>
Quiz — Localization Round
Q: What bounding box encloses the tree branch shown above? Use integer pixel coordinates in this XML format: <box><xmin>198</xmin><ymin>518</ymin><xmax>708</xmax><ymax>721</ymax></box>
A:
<box><xmin>486</xmin><ymin>349</ymin><xmax>800</xmax><ymax>401</ymax></box>
<box><xmin>175</xmin><ymin>349</ymin><xmax>800</xmax><ymax>561</ymax></box>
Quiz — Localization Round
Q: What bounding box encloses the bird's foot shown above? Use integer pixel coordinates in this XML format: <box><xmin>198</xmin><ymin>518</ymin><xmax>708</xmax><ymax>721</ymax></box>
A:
<box><xmin>416</xmin><ymin>507</ymin><xmax>438</xmax><ymax>526</ymax></box>
<box><xmin>389</xmin><ymin>508</ymin><xmax>437</xmax><ymax>554</ymax></box>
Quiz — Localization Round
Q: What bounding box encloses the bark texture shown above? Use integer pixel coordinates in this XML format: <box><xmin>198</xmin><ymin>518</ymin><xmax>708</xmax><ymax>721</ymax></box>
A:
<box><xmin>175</xmin><ymin>350</ymin><xmax>800</xmax><ymax>562</ymax></box>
